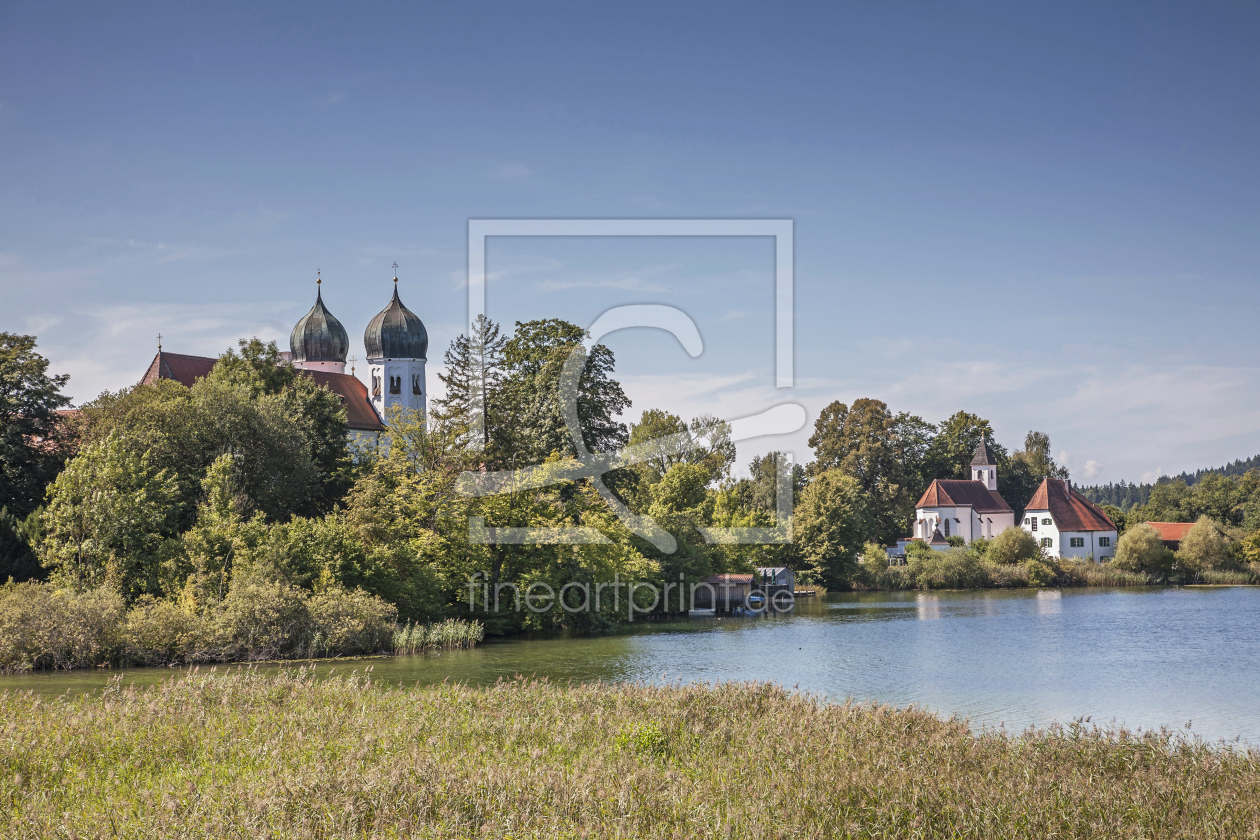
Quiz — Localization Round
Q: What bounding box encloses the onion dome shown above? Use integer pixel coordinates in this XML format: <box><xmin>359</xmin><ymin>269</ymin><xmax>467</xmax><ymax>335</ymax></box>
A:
<box><xmin>290</xmin><ymin>281</ymin><xmax>349</xmax><ymax>364</ymax></box>
<box><xmin>364</xmin><ymin>279</ymin><xmax>428</xmax><ymax>361</ymax></box>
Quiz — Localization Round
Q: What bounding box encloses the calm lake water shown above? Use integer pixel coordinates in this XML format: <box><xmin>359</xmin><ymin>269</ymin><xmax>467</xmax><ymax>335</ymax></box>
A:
<box><xmin>6</xmin><ymin>586</ymin><xmax>1260</xmax><ymax>745</ymax></box>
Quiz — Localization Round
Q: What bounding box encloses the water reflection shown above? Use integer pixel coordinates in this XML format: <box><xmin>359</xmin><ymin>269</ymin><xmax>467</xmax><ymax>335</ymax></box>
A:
<box><xmin>915</xmin><ymin>593</ymin><xmax>941</xmax><ymax>621</ymax></box>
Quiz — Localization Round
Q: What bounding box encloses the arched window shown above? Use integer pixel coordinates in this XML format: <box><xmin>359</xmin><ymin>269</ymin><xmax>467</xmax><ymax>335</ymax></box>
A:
<box><xmin>411</xmin><ymin>374</ymin><xmax>422</xmax><ymax>395</ymax></box>
<box><xmin>944</xmin><ymin>519</ymin><xmax>950</xmax><ymax>536</ymax></box>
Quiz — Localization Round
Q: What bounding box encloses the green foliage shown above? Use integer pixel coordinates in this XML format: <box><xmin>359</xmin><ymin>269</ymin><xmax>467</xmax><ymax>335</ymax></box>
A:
<box><xmin>0</xmin><ymin>333</ymin><xmax>71</xmax><ymax>518</ymax></box>
<box><xmin>629</xmin><ymin>409</ymin><xmax>736</xmax><ymax>483</ymax></box>
<box><xmin>987</xmin><ymin>526</ymin><xmax>1041</xmax><ymax>565</ymax></box>
<box><xmin>925</xmin><ymin>411</ymin><xmax>999</xmax><ymax>481</ymax></box>
<box><xmin>1111</xmin><ymin>523</ymin><xmax>1174</xmax><ymax>577</ymax></box>
<box><xmin>0</xmin><ymin>582</ymin><xmax>125</xmax><ymax>670</ymax></box>
<box><xmin>500</xmin><ymin>318</ymin><xmax>630</xmax><ymax>462</ymax></box>
<box><xmin>434</xmin><ymin>314</ymin><xmax>509</xmax><ymax>457</ymax></box>
<box><xmin>904</xmin><ymin>548</ymin><xmax>991</xmax><ymax>589</ymax></box>
<box><xmin>38</xmin><ymin>433</ymin><xmax>181</xmax><ymax>598</ymax></box>
<box><xmin>0</xmin><ymin>506</ymin><xmax>43</xmax><ymax>582</ymax></box>
<box><xmin>793</xmin><ymin>470</ymin><xmax>875</xmax><ymax>588</ymax></box>
<box><xmin>1175</xmin><ymin>515</ymin><xmax>1233</xmax><ymax>573</ymax></box>
<box><xmin>78</xmin><ymin>378</ymin><xmax>322</xmax><ymax>527</ymax></box>
<box><xmin>807</xmin><ymin>398</ymin><xmax>931</xmax><ymax>544</ymax></box>
<box><xmin>1024</xmin><ymin>558</ymin><xmax>1056</xmax><ymax>587</ymax></box>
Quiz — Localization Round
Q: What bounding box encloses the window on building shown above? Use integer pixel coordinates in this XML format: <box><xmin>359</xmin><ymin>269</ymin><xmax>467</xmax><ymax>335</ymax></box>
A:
<box><xmin>944</xmin><ymin>519</ymin><xmax>950</xmax><ymax>536</ymax></box>
<box><xmin>389</xmin><ymin>375</ymin><xmax>401</xmax><ymax>395</ymax></box>
<box><xmin>1070</xmin><ymin>537</ymin><xmax>1084</xmax><ymax>548</ymax></box>
<box><xmin>412</xmin><ymin>374</ymin><xmax>422</xmax><ymax>396</ymax></box>
<box><xmin>1100</xmin><ymin>555</ymin><xmax>1111</xmax><ymax>562</ymax></box>
<box><xmin>1024</xmin><ymin>517</ymin><xmax>1030</xmax><ymax>525</ymax></box>
<box><xmin>1042</xmin><ymin>518</ymin><xmax>1052</xmax><ymax>526</ymax></box>
<box><xmin>1041</xmin><ymin>538</ymin><xmax>1053</xmax><ymax>548</ymax></box>
<box><xmin>1099</xmin><ymin>537</ymin><xmax>1111</xmax><ymax>547</ymax></box>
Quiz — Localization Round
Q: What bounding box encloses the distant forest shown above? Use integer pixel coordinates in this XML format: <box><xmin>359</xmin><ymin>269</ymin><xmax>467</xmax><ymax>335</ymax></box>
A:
<box><xmin>1079</xmin><ymin>455</ymin><xmax>1260</xmax><ymax>511</ymax></box>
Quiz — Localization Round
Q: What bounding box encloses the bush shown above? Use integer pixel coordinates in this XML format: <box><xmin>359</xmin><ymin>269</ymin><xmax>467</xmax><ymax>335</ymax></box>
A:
<box><xmin>987</xmin><ymin>527</ymin><xmax>1040</xmax><ymax>565</ymax></box>
<box><xmin>905</xmin><ymin>548</ymin><xmax>990</xmax><ymax>589</ymax></box>
<box><xmin>121</xmin><ymin>596</ymin><xmax>207</xmax><ymax>666</ymax></box>
<box><xmin>1176</xmin><ymin>516</ymin><xmax>1233</xmax><ymax>573</ymax></box>
<box><xmin>0</xmin><ymin>582</ymin><xmax>125</xmax><ymax>671</ymax></box>
<box><xmin>1113</xmin><ymin>523</ymin><xmax>1174</xmax><ymax>576</ymax></box>
<box><xmin>307</xmin><ymin>586</ymin><xmax>397</xmax><ymax>657</ymax></box>
<box><xmin>1025</xmin><ymin>559</ymin><xmax>1056</xmax><ymax>587</ymax></box>
<box><xmin>211</xmin><ymin>580</ymin><xmax>312</xmax><ymax>662</ymax></box>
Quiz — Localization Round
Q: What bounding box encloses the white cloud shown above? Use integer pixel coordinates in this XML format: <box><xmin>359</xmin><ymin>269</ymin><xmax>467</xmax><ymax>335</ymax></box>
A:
<box><xmin>1081</xmin><ymin>460</ymin><xmax>1102</xmax><ymax>480</ymax></box>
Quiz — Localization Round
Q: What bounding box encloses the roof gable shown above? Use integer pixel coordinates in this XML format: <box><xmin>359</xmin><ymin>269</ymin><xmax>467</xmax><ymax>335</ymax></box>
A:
<box><xmin>1025</xmin><ymin>479</ymin><xmax>1116</xmax><ymax>531</ymax></box>
<box><xmin>916</xmin><ymin>479</ymin><xmax>1012</xmax><ymax>513</ymax></box>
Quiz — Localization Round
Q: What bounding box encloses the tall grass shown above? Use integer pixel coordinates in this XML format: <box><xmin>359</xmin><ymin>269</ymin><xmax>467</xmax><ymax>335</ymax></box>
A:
<box><xmin>0</xmin><ymin>670</ymin><xmax>1256</xmax><ymax>838</ymax></box>
<box><xmin>393</xmin><ymin>618</ymin><xmax>485</xmax><ymax>654</ymax></box>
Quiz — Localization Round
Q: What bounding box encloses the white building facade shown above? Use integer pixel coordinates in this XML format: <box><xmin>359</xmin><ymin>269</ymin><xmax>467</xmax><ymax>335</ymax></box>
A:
<box><xmin>913</xmin><ymin>438</ymin><xmax>1016</xmax><ymax>544</ymax></box>
<box><xmin>1020</xmin><ymin>478</ymin><xmax>1118</xmax><ymax>561</ymax></box>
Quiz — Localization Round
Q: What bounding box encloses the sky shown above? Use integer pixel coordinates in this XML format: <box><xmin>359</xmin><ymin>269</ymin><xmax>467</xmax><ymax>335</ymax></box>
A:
<box><xmin>2</xmin><ymin>0</ymin><xmax>1258</xmax><ymax>484</ymax></box>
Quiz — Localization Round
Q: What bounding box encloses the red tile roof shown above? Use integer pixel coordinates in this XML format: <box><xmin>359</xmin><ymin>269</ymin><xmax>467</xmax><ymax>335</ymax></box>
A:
<box><xmin>915</xmin><ymin>479</ymin><xmax>1013</xmax><ymax>514</ymax></box>
<box><xmin>1145</xmin><ymin>522</ymin><xmax>1195</xmax><ymax>543</ymax></box>
<box><xmin>1024</xmin><ymin>479</ymin><xmax>1116</xmax><ymax>531</ymax></box>
<box><xmin>140</xmin><ymin>352</ymin><xmax>217</xmax><ymax>388</ymax></box>
<box><xmin>304</xmin><ymin>370</ymin><xmax>385</xmax><ymax>432</ymax></box>
<box><xmin>139</xmin><ymin>352</ymin><xmax>385</xmax><ymax>432</ymax></box>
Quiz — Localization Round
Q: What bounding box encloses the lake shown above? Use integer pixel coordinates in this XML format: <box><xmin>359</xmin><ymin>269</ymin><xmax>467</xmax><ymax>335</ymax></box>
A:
<box><xmin>5</xmin><ymin>586</ymin><xmax>1259</xmax><ymax>745</ymax></box>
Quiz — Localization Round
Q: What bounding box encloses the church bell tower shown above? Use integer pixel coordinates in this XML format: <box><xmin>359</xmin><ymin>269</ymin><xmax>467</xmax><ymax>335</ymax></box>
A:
<box><xmin>363</xmin><ymin>268</ymin><xmax>428</xmax><ymax>422</ymax></box>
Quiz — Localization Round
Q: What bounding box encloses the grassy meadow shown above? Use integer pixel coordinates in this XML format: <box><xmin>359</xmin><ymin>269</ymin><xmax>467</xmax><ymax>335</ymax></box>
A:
<box><xmin>1</xmin><ymin>670</ymin><xmax>1258</xmax><ymax>839</ymax></box>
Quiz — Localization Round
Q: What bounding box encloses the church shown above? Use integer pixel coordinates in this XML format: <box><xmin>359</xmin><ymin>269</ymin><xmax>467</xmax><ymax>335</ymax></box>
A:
<box><xmin>913</xmin><ymin>438</ymin><xmax>1016</xmax><ymax>545</ymax></box>
<box><xmin>140</xmin><ymin>271</ymin><xmax>428</xmax><ymax>443</ymax></box>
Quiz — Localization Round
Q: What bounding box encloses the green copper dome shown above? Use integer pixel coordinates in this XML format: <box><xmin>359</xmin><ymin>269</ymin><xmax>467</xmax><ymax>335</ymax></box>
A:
<box><xmin>364</xmin><ymin>283</ymin><xmax>428</xmax><ymax>361</ymax></box>
<box><xmin>290</xmin><ymin>286</ymin><xmax>349</xmax><ymax>364</ymax></box>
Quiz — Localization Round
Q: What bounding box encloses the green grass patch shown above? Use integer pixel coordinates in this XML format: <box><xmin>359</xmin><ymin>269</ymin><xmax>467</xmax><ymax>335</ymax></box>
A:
<box><xmin>1</xmin><ymin>670</ymin><xmax>1258</xmax><ymax>838</ymax></box>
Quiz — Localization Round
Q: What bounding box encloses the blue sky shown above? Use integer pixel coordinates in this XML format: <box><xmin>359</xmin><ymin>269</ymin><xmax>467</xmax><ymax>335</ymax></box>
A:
<box><xmin>2</xmin><ymin>1</ymin><xmax>1258</xmax><ymax>483</ymax></box>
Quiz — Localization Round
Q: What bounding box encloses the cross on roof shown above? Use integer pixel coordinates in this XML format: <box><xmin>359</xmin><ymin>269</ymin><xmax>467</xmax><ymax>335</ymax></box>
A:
<box><xmin>392</xmin><ymin>261</ymin><xmax>399</xmax><ymax>281</ymax></box>
<box><xmin>157</xmin><ymin>333</ymin><xmax>162</xmax><ymax>351</ymax></box>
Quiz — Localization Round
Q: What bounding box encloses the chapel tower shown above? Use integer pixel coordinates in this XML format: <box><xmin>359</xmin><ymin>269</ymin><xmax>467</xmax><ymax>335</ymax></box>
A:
<box><xmin>971</xmin><ymin>437</ymin><xmax>998</xmax><ymax>491</ymax></box>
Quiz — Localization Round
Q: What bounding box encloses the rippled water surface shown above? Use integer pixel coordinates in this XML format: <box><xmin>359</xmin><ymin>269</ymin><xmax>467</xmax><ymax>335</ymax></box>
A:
<box><xmin>6</xmin><ymin>586</ymin><xmax>1259</xmax><ymax>744</ymax></box>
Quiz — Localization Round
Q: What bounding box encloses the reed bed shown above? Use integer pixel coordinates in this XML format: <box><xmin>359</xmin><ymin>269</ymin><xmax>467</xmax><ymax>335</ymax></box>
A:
<box><xmin>1</xmin><ymin>670</ymin><xmax>1257</xmax><ymax>839</ymax></box>
<box><xmin>393</xmin><ymin>618</ymin><xmax>485</xmax><ymax>654</ymax></box>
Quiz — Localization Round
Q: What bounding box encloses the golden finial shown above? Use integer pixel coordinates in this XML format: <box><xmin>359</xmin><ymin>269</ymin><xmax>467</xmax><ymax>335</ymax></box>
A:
<box><xmin>392</xmin><ymin>261</ymin><xmax>399</xmax><ymax>283</ymax></box>
<box><xmin>157</xmin><ymin>333</ymin><xmax>162</xmax><ymax>352</ymax></box>
<box><xmin>349</xmin><ymin>355</ymin><xmax>356</xmax><ymax>376</ymax></box>
<box><xmin>317</xmin><ymin>267</ymin><xmax>321</xmax><ymax>286</ymax></box>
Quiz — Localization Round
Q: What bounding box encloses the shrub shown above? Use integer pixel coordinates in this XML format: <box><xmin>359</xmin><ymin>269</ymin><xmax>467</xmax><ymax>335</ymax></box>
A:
<box><xmin>906</xmin><ymin>548</ymin><xmax>990</xmax><ymax>589</ymax></box>
<box><xmin>307</xmin><ymin>586</ymin><xmax>397</xmax><ymax>657</ymax></box>
<box><xmin>211</xmin><ymin>580</ymin><xmax>311</xmax><ymax>661</ymax></box>
<box><xmin>1176</xmin><ymin>516</ymin><xmax>1233</xmax><ymax>573</ymax></box>
<box><xmin>1025</xmin><ymin>559</ymin><xmax>1056</xmax><ymax>587</ymax></box>
<box><xmin>0</xmin><ymin>582</ymin><xmax>125</xmax><ymax>671</ymax></box>
<box><xmin>120</xmin><ymin>595</ymin><xmax>207</xmax><ymax>666</ymax></box>
<box><xmin>1113</xmin><ymin>523</ymin><xmax>1174</xmax><ymax>576</ymax></box>
<box><xmin>987</xmin><ymin>526</ymin><xmax>1040</xmax><ymax>565</ymax></box>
